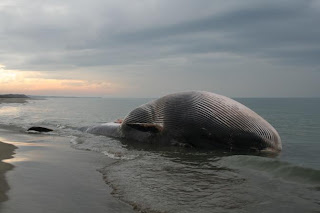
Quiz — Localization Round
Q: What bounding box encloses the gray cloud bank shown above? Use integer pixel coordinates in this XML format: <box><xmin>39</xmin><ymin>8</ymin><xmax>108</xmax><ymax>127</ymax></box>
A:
<box><xmin>0</xmin><ymin>0</ymin><xmax>319</xmax><ymax>97</ymax></box>
<box><xmin>1</xmin><ymin>0</ymin><xmax>319</xmax><ymax>69</ymax></box>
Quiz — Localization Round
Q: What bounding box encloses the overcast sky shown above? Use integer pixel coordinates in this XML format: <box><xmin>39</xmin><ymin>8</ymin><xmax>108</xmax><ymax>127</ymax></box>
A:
<box><xmin>0</xmin><ymin>0</ymin><xmax>319</xmax><ymax>97</ymax></box>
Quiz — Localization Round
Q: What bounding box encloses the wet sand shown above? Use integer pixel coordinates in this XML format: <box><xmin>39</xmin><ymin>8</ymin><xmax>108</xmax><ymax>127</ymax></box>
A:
<box><xmin>0</xmin><ymin>141</ymin><xmax>16</xmax><ymax>203</ymax></box>
<box><xmin>0</xmin><ymin>128</ymin><xmax>135</xmax><ymax>213</ymax></box>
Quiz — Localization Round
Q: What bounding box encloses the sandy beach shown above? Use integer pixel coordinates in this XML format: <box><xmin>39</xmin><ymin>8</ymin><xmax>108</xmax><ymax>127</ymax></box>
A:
<box><xmin>0</xmin><ymin>141</ymin><xmax>16</xmax><ymax>203</ymax></box>
<box><xmin>0</xmin><ymin>128</ymin><xmax>135</xmax><ymax>213</ymax></box>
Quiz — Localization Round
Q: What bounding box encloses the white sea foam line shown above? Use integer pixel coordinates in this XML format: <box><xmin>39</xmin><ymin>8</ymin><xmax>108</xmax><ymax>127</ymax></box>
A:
<box><xmin>102</xmin><ymin>151</ymin><xmax>138</xmax><ymax>160</ymax></box>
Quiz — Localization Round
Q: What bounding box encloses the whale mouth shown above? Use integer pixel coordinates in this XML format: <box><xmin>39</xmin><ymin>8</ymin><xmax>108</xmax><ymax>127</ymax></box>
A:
<box><xmin>262</xmin><ymin>134</ymin><xmax>282</xmax><ymax>154</ymax></box>
<box><xmin>81</xmin><ymin>122</ymin><xmax>122</xmax><ymax>138</ymax></box>
<box><xmin>261</xmin><ymin>148</ymin><xmax>280</xmax><ymax>154</ymax></box>
<box><xmin>232</xmin><ymin>145</ymin><xmax>281</xmax><ymax>155</ymax></box>
<box><xmin>261</xmin><ymin>144</ymin><xmax>282</xmax><ymax>153</ymax></box>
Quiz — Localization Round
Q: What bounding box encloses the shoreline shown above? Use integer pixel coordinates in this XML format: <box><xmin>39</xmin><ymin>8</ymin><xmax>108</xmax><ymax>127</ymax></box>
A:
<box><xmin>0</xmin><ymin>98</ymin><xmax>29</xmax><ymax>104</ymax></box>
<box><xmin>0</xmin><ymin>128</ymin><xmax>135</xmax><ymax>213</ymax></box>
<box><xmin>0</xmin><ymin>141</ymin><xmax>16</xmax><ymax>203</ymax></box>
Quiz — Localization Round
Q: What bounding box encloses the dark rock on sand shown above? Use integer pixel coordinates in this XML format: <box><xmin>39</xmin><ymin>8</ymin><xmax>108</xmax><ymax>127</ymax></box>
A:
<box><xmin>27</xmin><ymin>127</ymin><xmax>53</xmax><ymax>133</ymax></box>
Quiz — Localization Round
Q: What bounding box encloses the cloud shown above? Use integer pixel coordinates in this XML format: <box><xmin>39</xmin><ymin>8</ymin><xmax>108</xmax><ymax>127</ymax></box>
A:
<box><xmin>0</xmin><ymin>0</ymin><xmax>319</xmax><ymax>97</ymax></box>
<box><xmin>109</xmin><ymin>1</ymin><xmax>320</xmax><ymax>66</ymax></box>
<box><xmin>0</xmin><ymin>0</ymin><xmax>319</xmax><ymax>71</ymax></box>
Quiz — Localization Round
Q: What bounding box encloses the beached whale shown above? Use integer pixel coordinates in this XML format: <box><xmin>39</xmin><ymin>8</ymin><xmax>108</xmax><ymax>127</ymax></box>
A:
<box><xmin>81</xmin><ymin>91</ymin><xmax>282</xmax><ymax>153</ymax></box>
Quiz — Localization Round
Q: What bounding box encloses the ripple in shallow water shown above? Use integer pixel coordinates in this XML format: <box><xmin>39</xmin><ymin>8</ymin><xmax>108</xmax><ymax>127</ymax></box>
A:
<box><xmin>98</xmin><ymin>149</ymin><xmax>320</xmax><ymax>213</ymax></box>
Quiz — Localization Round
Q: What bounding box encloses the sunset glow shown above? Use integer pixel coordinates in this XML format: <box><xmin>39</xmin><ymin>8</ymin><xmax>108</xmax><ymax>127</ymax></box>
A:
<box><xmin>0</xmin><ymin>66</ymin><xmax>121</xmax><ymax>96</ymax></box>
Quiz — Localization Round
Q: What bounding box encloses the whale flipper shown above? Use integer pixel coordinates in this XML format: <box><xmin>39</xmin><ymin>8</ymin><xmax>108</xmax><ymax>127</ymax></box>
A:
<box><xmin>126</xmin><ymin>123</ymin><xmax>163</xmax><ymax>133</ymax></box>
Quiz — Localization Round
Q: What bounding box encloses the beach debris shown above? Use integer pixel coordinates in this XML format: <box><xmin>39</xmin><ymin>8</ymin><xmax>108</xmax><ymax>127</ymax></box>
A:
<box><xmin>27</xmin><ymin>126</ymin><xmax>53</xmax><ymax>133</ymax></box>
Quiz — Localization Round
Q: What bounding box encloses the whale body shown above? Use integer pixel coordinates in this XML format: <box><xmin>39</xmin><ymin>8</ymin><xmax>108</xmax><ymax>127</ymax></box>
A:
<box><xmin>82</xmin><ymin>91</ymin><xmax>282</xmax><ymax>153</ymax></box>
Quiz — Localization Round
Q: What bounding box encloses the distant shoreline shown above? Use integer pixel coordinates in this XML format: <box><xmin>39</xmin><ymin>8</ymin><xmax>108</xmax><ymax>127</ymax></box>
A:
<box><xmin>0</xmin><ymin>94</ymin><xmax>30</xmax><ymax>104</ymax></box>
<box><xmin>0</xmin><ymin>94</ymin><xmax>29</xmax><ymax>99</ymax></box>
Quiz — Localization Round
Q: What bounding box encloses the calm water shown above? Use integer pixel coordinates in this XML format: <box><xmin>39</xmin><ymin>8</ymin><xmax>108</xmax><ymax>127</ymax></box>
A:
<box><xmin>0</xmin><ymin>97</ymin><xmax>319</xmax><ymax>212</ymax></box>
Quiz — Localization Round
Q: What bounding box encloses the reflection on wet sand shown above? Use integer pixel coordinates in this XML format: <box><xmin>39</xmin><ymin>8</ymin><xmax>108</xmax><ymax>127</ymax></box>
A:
<box><xmin>0</xmin><ymin>141</ymin><xmax>16</xmax><ymax>202</ymax></box>
<box><xmin>0</xmin><ymin>140</ymin><xmax>51</xmax><ymax>164</ymax></box>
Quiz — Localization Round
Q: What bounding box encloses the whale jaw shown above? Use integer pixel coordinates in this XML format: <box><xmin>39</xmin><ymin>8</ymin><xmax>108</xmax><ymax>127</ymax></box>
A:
<box><xmin>82</xmin><ymin>122</ymin><xmax>122</xmax><ymax>138</ymax></box>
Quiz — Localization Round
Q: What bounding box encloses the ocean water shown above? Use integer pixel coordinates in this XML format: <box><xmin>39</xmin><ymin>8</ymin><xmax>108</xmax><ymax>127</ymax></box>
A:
<box><xmin>0</xmin><ymin>97</ymin><xmax>319</xmax><ymax>212</ymax></box>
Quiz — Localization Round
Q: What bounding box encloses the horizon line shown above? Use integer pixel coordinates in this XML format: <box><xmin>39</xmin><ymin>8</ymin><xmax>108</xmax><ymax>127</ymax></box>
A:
<box><xmin>1</xmin><ymin>93</ymin><xmax>319</xmax><ymax>99</ymax></box>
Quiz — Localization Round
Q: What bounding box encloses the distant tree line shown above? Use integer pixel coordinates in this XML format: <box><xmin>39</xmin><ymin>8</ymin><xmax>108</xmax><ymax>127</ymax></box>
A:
<box><xmin>0</xmin><ymin>94</ymin><xmax>29</xmax><ymax>98</ymax></box>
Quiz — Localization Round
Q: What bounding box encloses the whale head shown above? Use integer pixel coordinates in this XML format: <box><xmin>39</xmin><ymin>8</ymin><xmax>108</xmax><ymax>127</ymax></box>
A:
<box><xmin>224</xmin><ymin>125</ymin><xmax>282</xmax><ymax>153</ymax></box>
